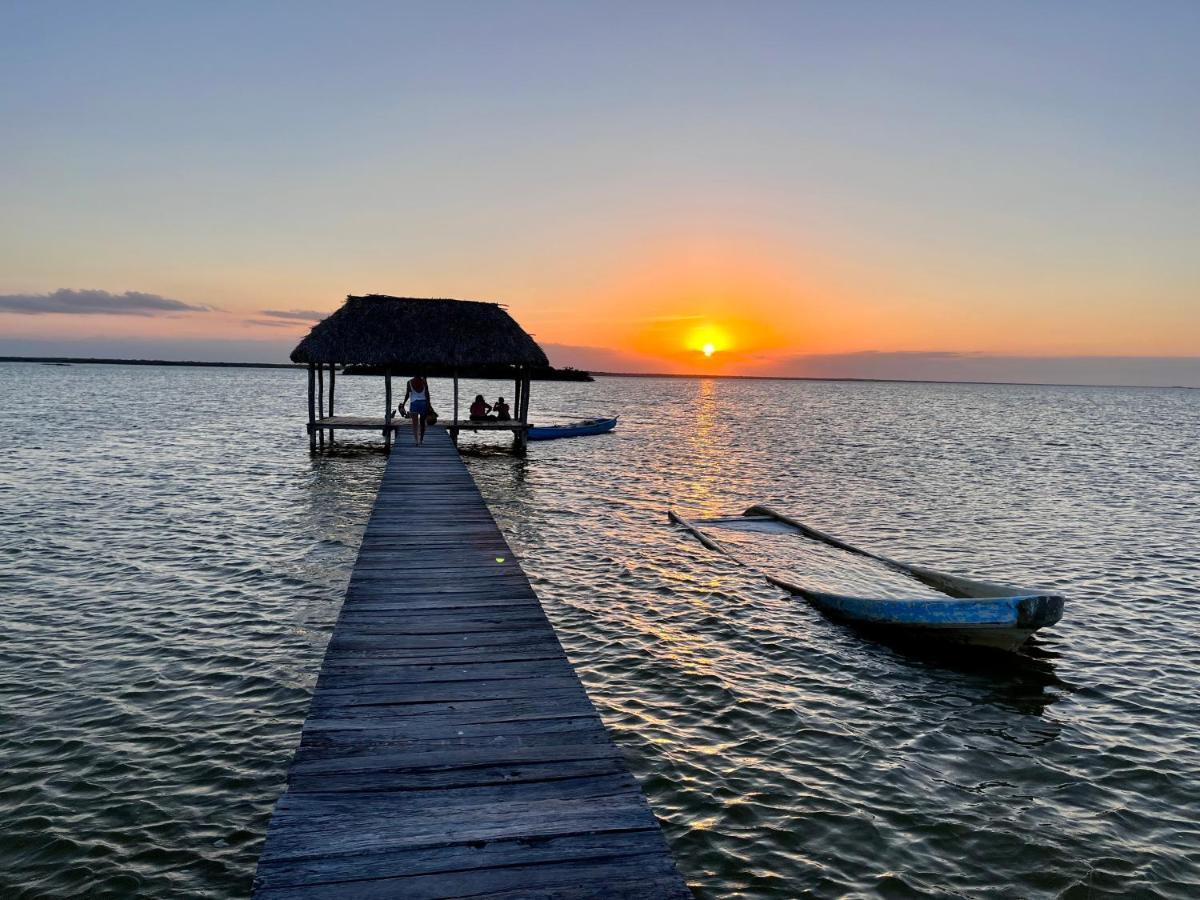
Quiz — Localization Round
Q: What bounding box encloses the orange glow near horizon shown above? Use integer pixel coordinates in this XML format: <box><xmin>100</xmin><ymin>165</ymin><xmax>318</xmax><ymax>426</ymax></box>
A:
<box><xmin>525</xmin><ymin>232</ymin><xmax>837</xmax><ymax>373</ymax></box>
<box><xmin>7</xmin><ymin>224</ymin><xmax>1197</xmax><ymax>375</ymax></box>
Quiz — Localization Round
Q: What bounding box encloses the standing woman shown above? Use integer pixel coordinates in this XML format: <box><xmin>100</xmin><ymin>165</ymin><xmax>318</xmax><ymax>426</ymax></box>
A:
<box><xmin>401</xmin><ymin>374</ymin><xmax>432</xmax><ymax>446</ymax></box>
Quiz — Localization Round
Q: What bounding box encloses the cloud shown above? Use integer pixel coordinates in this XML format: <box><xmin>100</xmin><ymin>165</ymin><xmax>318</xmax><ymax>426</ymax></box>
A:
<box><xmin>0</xmin><ymin>288</ymin><xmax>211</xmax><ymax>316</ymax></box>
<box><xmin>634</xmin><ymin>314</ymin><xmax>706</xmax><ymax>323</ymax></box>
<box><xmin>246</xmin><ymin>318</ymin><xmax>308</xmax><ymax>328</ymax></box>
<box><xmin>258</xmin><ymin>309</ymin><xmax>327</xmax><ymax>321</ymax></box>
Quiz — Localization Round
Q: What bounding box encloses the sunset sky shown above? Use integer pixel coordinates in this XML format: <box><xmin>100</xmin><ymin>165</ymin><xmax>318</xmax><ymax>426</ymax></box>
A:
<box><xmin>2</xmin><ymin>2</ymin><xmax>1198</xmax><ymax>384</ymax></box>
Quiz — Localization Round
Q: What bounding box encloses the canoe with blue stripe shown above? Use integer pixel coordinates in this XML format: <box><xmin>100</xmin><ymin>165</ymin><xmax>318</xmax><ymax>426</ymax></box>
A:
<box><xmin>527</xmin><ymin>416</ymin><xmax>618</xmax><ymax>441</ymax></box>
<box><xmin>669</xmin><ymin>505</ymin><xmax>1064</xmax><ymax>652</ymax></box>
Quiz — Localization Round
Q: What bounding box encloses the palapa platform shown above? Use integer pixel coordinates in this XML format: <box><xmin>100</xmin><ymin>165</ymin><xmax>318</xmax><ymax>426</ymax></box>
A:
<box><xmin>309</xmin><ymin>416</ymin><xmax>529</xmax><ymax>435</ymax></box>
<box><xmin>253</xmin><ymin>427</ymin><xmax>689</xmax><ymax>898</ymax></box>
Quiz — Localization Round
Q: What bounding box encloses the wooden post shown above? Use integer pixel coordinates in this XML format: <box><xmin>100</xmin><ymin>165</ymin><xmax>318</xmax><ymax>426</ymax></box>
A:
<box><xmin>384</xmin><ymin>370</ymin><xmax>393</xmax><ymax>452</ymax></box>
<box><xmin>317</xmin><ymin>363</ymin><xmax>325</xmax><ymax>452</ymax></box>
<box><xmin>515</xmin><ymin>367</ymin><xmax>531</xmax><ymax>456</ymax></box>
<box><xmin>307</xmin><ymin>364</ymin><xmax>316</xmax><ymax>453</ymax></box>
<box><xmin>451</xmin><ymin>371</ymin><xmax>460</xmax><ymax>447</ymax></box>
<box><xmin>328</xmin><ymin>364</ymin><xmax>336</xmax><ymax>446</ymax></box>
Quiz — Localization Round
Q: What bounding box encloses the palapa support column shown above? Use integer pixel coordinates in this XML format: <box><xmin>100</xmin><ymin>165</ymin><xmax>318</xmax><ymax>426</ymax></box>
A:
<box><xmin>383</xmin><ymin>370</ymin><xmax>393</xmax><ymax>452</ymax></box>
<box><xmin>306</xmin><ymin>364</ymin><xmax>316</xmax><ymax>454</ymax></box>
<box><xmin>316</xmin><ymin>364</ymin><xmax>325</xmax><ymax>452</ymax></box>
<box><xmin>513</xmin><ymin>372</ymin><xmax>523</xmax><ymax>453</ymax></box>
<box><xmin>327</xmin><ymin>364</ymin><xmax>336</xmax><ymax>447</ymax></box>
<box><xmin>514</xmin><ymin>366</ymin><xmax>531</xmax><ymax>456</ymax></box>
<box><xmin>451</xmin><ymin>371</ymin><xmax>460</xmax><ymax>447</ymax></box>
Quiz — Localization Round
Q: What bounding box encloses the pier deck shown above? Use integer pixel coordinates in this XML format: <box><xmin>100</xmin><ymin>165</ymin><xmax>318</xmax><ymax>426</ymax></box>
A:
<box><xmin>309</xmin><ymin>416</ymin><xmax>529</xmax><ymax>434</ymax></box>
<box><xmin>254</xmin><ymin>428</ymin><xmax>689</xmax><ymax>898</ymax></box>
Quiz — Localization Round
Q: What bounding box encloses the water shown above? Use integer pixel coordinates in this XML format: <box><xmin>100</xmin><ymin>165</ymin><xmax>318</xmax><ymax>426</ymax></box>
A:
<box><xmin>2</xmin><ymin>363</ymin><xmax>1198</xmax><ymax>898</ymax></box>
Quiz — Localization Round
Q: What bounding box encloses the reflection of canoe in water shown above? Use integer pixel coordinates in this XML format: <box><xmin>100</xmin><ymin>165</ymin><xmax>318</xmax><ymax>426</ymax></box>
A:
<box><xmin>669</xmin><ymin>505</ymin><xmax>1065</xmax><ymax>652</ymax></box>
<box><xmin>527</xmin><ymin>416</ymin><xmax>618</xmax><ymax>441</ymax></box>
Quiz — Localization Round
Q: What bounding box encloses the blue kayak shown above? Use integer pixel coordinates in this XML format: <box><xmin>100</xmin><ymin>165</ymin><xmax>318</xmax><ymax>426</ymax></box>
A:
<box><xmin>527</xmin><ymin>416</ymin><xmax>618</xmax><ymax>441</ymax></box>
<box><xmin>670</xmin><ymin>505</ymin><xmax>1064</xmax><ymax>652</ymax></box>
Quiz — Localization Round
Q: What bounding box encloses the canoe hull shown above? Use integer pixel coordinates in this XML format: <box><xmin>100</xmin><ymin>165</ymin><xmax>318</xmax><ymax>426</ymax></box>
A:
<box><xmin>528</xmin><ymin>417</ymin><xmax>618</xmax><ymax>441</ymax></box>
<box><xmin>795</xmin><ymin>587</ymin><xmax>1064</xmax><ymax>652</ymax></box>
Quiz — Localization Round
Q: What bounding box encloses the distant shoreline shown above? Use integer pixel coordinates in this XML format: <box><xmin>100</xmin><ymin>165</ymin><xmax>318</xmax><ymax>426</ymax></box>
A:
<box><xmin>1</xmin><ymin>356</ymin><xmax>1193</xmax><ymax>390</ymax></box>
<box><xmin>1</xmin><ymin>356</ymin><xmax>303</xmax><ymax>369</ymax></box>
<box><xmin>590</xmin><ymin>370</ymin><xmax>1198</xmax><ymax>390</ymax></box>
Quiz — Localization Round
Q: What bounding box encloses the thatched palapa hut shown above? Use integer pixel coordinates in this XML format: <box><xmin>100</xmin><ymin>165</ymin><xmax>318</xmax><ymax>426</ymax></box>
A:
<box><xmin>291</xmin><ymin>295</ymin><xmax>549</xmax><ymax>454</ymax></box>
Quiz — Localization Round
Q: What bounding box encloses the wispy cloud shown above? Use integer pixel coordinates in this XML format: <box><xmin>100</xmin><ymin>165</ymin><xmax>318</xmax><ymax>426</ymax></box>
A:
<box><xmin>635</xmin><ymin>314</ymin><xmax>706</xmax><ymax>323</ymax></box>
<box><xmin>0</xmin><ymin>289</ymin><xmax>211</xmax><ymax>316</ymax></box>
<box><xmin>258</xmin><ymin>309</ymin><xmax>327</xmax><ymax>322</ymax></box>
<box><xmin>246</xmin><ymin>319</ymin><xmax>305</xmax><ymax>328</ymax></box>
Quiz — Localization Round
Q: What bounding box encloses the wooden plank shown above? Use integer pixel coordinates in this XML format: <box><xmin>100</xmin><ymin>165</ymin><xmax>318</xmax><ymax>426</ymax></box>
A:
<box><xmin>285</xmin><ymin>755</ymin><xmax>636</xmax><ymax>795</ymax></box>
<box><xmin>300</xmin><ymin>716</ymin><xmax>603</xmax><ymax>747</ymax></box>
<box><xmin>256</xmin><ymin>833</ymin><xmax>688</xmax><ymax>899</ymax></box>
<box><xmin>254</xmin><ymin>427</ymin><xmax>688</xmax><ymax>898</ymax></box>
<box><xmin>260</xmin><ymin>793</ymin><xmax>659</xmax><ymax>857</ymax></box>
<box><xmin>267</xmin><ymin>772</ymin><xmax>643</xmax><ymax>820</ymax></box>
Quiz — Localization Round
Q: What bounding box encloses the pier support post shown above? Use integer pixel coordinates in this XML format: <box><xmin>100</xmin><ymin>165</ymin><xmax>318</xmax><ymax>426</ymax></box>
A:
<box><xmin>451</xmin><ymin>371</ymin><xmax>460</xmax><ymax>447</ymax></box>
<box><xmin>328</xmin><ymin>364</ymin><xmax>336</xmax><ymax>447</ymax></box>
<box><xmin>317</xmin><ymin>364</ymin><xmax>325</xmax><ymax>452</ymax></box>
<box><xmin>514</xmin><ymin>367</ymin><xmax>530</xmax><ymax>456</ymax></box>
<box><xmin>307</xmin><ymin>364</ymin><xmax>316</xmax><ymax>454</ymax></box>
<box><xmin>384</xmin><ymin>371</ymin><xmax>393</xmax><ymax>452</ymax></box>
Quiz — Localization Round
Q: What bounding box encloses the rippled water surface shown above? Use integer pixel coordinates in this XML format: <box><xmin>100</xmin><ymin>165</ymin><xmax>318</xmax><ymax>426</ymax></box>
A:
<box><xmin>3</xmin><ymin>363</ymin><xmax>1199</xmax><ymax>898</ymax></box>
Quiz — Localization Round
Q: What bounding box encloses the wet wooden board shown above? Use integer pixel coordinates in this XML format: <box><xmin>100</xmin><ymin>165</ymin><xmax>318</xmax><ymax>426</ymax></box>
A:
<box><xmin>254</xmin><ymin>428</ymin><xmax>689</xmax><ymax>898</ymax></box>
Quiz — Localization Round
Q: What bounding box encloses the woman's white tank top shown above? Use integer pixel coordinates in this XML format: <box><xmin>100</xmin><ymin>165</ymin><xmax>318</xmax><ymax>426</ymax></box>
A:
<box><xmin>409</xmin><ymin>382</ymin><xmax>427</xmax><ymax>401</ymax></box>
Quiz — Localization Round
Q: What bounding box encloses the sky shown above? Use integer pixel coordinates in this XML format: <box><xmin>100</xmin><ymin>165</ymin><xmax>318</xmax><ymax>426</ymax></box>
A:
<box><xmin>1</xmin><ymin>1</ymin><xmax>1198</xmax><ymax>385</ymax></box>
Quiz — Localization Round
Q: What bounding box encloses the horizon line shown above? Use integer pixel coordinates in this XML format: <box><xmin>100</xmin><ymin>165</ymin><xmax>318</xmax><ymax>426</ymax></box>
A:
<box><xmin>2</xmin><ymin>355</ymin><xmax>1194</xmax><ymax>392</ymax></box>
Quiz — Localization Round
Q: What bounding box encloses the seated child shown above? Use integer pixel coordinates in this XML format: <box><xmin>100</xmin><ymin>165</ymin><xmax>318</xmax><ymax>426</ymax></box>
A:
<box><xmin>469</xmin><ymin>394</ymin><xmax>493</xmax><ymax>422</ymax></box>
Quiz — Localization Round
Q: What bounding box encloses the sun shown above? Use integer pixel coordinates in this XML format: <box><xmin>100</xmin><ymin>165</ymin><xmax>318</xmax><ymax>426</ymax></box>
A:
<box><xmin>681</xmin><ymin>322</ymin><xmax>734</xmax><ymax>360</ymax></box>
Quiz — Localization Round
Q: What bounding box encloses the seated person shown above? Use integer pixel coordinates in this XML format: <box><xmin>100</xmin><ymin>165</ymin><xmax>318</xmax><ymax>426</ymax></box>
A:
<box><xmin>469</xmin><ymin>394</ymin><xmax>493</xmax><ymax>422</ymax></box>
<box><xmin>493</xmin><ymin>396</ymin><xmax>512</xmax><ymax>421</ymax></box>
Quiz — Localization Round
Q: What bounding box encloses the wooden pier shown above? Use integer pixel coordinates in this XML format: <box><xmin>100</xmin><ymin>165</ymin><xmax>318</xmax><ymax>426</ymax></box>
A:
<box><xmin>254</xmin><ymin>427</ymin><xmax>689</xmax><ymax>898</ymax></box>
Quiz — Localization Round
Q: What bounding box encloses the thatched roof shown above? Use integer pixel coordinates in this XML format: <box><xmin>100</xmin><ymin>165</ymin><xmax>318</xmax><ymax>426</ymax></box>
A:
<box><xmin>290</xmin><ymin>295</ymin><xmax>549</xmax><ymax>370</ymax></box>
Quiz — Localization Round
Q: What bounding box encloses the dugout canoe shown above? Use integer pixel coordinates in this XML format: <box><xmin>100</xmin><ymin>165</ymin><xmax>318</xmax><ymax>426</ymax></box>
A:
<box><xmin>527</xmin><ymin>416</ymin><xmax>618</xmax><ymax>441</ymax></box>
<box><xmin>669</xmin><ymin>505</ymin><xmax>1064</xmax><ymax>652</ymax></box>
